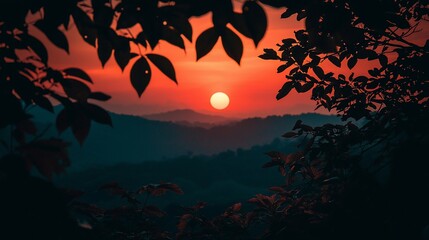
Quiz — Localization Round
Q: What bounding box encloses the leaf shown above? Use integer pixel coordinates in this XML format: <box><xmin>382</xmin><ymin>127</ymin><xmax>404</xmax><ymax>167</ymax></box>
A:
<box><xmin>161</xmin><ymin>27</ymin><xmax>185</xmax><ymax>50</ymax></box>
<box><xmin>71</xmin><ymin>106</ymin><xmax>91</xmax><ymax>145</ymax></box>
<box><xmin>328</xmin><ymin>56</ymin><xmax>341</xmax><ymax>67</ymax></box>
<box><xmin>230</xmin><ymin>203</ymin><xmax>242</xmax><ymax>212</ymax></box>
<box><xmin>276</xmin><ymin>82</ymin><xmax>294</xmax><ymax>100</ymax></box>
<box><xmin>295</xmin><ymin>82</ymin><xmax>314</xmax><ymax>93</ymax></box>
<box><xmin>130</xmin><ymin>57</ymin><xmax>151</xmax><ymax>97</ymax></box>
<box><xmin>259</xmin><ymin>48</ymin><xmax>279</xmax><ymax>60</ymax></box>
<box><xmin>347</xmin><ymin>57</ymin><xmax>357</xmax><ymax>69</ymax></box>
<box><xmin>88</xmin><ymin>92</ymin><xmax>111</xmax><ymax>101</ymax></box>
<box><xmin>93</xmin><ymin>3</ymin><xmax>114</xmax><ymax>27</ymax></box>
<box><xmin>116</xmin><ymin>11</ymin><xmax>138</xmax><ymax>29</ymax></box>
<box><xmin>72</xmin><ymin>6</ymin><xmax>97</xmax><ymax>46</ymax></box>
<box><xmin>83</xmin><ymin>103</ymin><xmax>112</xmax><ymax>126</ymax></box>
<box><xmin>243</xmin><ymin>1</ymin><xmax>267</xmax><ymax>47</ymax></box>
<box><xmin>282</xmin><ymin>131</ymin><xmax>298</xmax><ymax>138</ymax></box>
<box><xmin>164</xmin><ymin>12</ymin><xmax>193</xmax><ymax>42</ymax></box>
<box><xmin>135</xmin><ymin>32</ymin><xmax>148</xmax><ymax>48</ymax></box>
<box><xmin>221</xmin><ymin>27</ymin><xmax>243</xmax><ymax>65</ymax></box>
<box><xmin>277</xmin><ymin>61</ymin><xmax>294</xmax><ymax>73</ymax></box>
<box><xmin>63</xmin><ymin>68</ymin><xmax>93</xmax><ymax>83</ymax></box>
<box><xmin>60</xmin><ymin>78</ymin><xmax>91</xmax><ymax>101</ymax></box>
<box><xmin>35</xmin><ymin>20</ymin><xmax>69</xmax><ymax>53</ymax></box>
<box><xmin>33</xmin><ymin>95</ymin><xmax>53</xmax><ymax>112</ymax></box>
<box><xmin>313</xmin><ymin>66</ymin><xmax>325</xmax><ymax>79</ymax></box>
<box><xmin>113</xmin><ymin>36</ymin><xmax>133</xmax><ymax>71</ymax></box>
<box><xmin>146</xmin><ymin>54</ymin><xmax>177</xmax><ymax>84</ymax></box>
<box><xmin>97</xmin><ymin>36</ymin><xmax>113</xmax><ymax>67</ymax></box>
<box><xmin>114</xmin><ymin>51</ymin><xmax>137</xmax><ymax>72</ymax></box>
<box><xmin>291</xmin><ymin>46</ymin><xmax>306</xmax><ymax>65</ymax></box>
<box><xmin>230</xmin><ymin>13</ymin><xmax>251</xmax><ymax>38</ymax></box>
<box><xmin>21</xmin><ymin>34</ymin><xmax>48</xmax><ymax>64</ymax></box>
<box><xmin>56</xmin><ymin>108</ymin><xmax>71</xmax><ymax>133</ymax></box>
<box><xmin>379</xmin><ymin>54</ymin><xmax>388</xmax><ymax>67</ymax></box>
<box><xmin>293</xmin><ymin>120</ymin><xmax>302</xmax><ymax>130</ymax></box>
<box><xmin>196</xmin><ymin>27</ymin><xmax>219</xmax><ymax>61</ymax></box>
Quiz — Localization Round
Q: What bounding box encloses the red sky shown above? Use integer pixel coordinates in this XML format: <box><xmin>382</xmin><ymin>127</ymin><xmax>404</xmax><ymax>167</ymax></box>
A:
<box><xmin>31</xmin><ymin>5</ymin><xmax>428</xmax><ymax>118</ymax></box>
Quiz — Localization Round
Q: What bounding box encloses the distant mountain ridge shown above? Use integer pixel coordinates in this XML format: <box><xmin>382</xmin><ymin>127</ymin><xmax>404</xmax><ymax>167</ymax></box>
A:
<box><xmin>29</xmin><ymin>109</ymin><xmax>342</xmax><ymax>171</ymax></box>
<box><xmin>142</xmin><ymin>109</ymin><xmax>236</xmax><ymax>127</ymax></box>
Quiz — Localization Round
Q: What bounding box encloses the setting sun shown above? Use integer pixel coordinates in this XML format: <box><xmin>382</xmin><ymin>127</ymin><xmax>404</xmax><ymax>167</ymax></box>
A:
<box><xmin>210</xmin><ymin>92</ymin><xmax>230</xmax><ymax>110</ymax></box>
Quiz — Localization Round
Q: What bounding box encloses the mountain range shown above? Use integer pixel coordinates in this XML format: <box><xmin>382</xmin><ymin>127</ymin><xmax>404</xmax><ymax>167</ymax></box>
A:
<box><xmin>25</xmin><ymin>109</ymin><xmax>342</xmax><ymax>171</ymax></box>
<box><xmin>142</xmin><ymin>109</ymin><xmax>237</xmax><ymax>128</ymax></box>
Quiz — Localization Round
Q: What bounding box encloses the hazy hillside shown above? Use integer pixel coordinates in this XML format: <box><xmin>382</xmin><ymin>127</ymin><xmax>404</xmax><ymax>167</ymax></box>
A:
<box><xmin>142</xmin><ymin>109</ymin><xmax>236</xmax><ymax>128</ymax></box>
<box><xmin>29</xmin><ymin>109</ymin><xmax>342</xmax><ymax>171</ymax></box>
<box><xmin>56</xmin><ymin>138</ymin><xmax>293</xmax><ymax>209</ymax></box>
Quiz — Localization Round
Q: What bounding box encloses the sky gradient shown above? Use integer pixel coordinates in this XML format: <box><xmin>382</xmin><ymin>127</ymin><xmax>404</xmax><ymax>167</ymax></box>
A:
<box><xmin>32</xmin><ymin>5</ymin><xmax>428</xmax><ymax>118</ymax></box>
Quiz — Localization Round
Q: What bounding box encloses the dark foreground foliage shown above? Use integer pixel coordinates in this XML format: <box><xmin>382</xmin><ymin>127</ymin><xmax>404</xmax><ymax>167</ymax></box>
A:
<box><xmin>1</xmin><ymin>0</ymin><xmax>429</xmax><ymax>239</ymax></box>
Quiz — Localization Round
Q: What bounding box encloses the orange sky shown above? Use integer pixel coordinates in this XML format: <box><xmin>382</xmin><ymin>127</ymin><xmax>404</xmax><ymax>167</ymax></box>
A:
<box><xmin>32</xmin><ymin>5</ymin><xmax>422</xmax><ymax>118</ymax></box>
<box><xmin>27</xmin><ymin>6</ymin><xmax>315</xmax><ymax>118</ymax></box>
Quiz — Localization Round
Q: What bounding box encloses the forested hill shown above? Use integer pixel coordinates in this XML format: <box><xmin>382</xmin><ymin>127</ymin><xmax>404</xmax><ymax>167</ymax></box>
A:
<box><xmin>26</xmin><ymin>109</ymin><xmax>341</xmax><ymax>170</ymax></box>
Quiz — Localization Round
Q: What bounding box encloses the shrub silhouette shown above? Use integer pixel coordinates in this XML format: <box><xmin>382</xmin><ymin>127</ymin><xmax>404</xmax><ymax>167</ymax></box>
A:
<box><xmin>1</xmin><ymin>0</ymin><xmax>428</xmax><ymax>239</ymax></box>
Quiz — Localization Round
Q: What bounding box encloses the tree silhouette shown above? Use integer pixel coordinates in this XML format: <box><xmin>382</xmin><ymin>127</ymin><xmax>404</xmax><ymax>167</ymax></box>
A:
<box><xmin>1</xmin><ymin>0</ymin><xmax>428</xmax><ymax>239</ymax></box>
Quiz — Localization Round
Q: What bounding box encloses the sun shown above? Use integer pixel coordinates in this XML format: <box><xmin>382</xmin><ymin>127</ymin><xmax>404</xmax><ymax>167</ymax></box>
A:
<box><xmin>210</xmin><ymin>92</ymin><xmax>230</xmax><ymax>110</ymax></box>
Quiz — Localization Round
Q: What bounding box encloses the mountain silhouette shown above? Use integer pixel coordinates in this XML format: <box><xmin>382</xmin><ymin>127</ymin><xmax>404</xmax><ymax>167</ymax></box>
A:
<box><xmin>24</xmin><ymin>109</ymin><xmax>342</xmax><ymax>171</ymax></box>
<box><xmin>142</xmin><ymin>109</ymin><xmax>236</xmax><ymax>128</ymax></box>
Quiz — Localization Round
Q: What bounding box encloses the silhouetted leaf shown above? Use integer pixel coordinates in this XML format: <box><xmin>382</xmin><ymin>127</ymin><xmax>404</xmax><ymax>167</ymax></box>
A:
<box><xmin>83</xmin><ymin>103</ymin><xmax>112</xmax><ymax>126</ymax></box>
<box><xmin>56</xmin><ymin>108</ymin><xmax>71</xmax><ymax>133</ymax></box>
<box><xmin>243</xmin><ymin>1</ymin><xmax>267</xmax><ymax>47</ymax></box>
<box><xmin>135</xmin><ymin>32</ymin><xmax>148</xmax><ymax>48</ymax></box>
<box><xmin>114</xmin><ymin>51</ymin><xmax>138</xmax><ymax>72</ymax></box>
<box><xmin>71</xmin><ymin>106</ymin><xmax>91</xmax><ymax>145</ymax></box>
<box><xmin>146</xmin><ymin>54</ymin><xmax>177</xmax><ymax>84</ymax></box>
<box><xmin>277</xmin><ymin>61</ymin><xmax>294</xmax><ymax>73</ymax></box>
<box><xmin>293</xmin><ymin>120</ymin><xmax>302</xmax><ymax>130</ymax></box>
<box><xmin>221</xmin><ymin>27</ymin><xmax>243</xmax><ymax>65</ymax></box>
<box><xmin>379</xmin><ymin>54</ymin><xmax>388</xmax><ymax>67</ymax></box>
<box><xmin>21</xmin><ymin>34</ymin><xmax>48</xmax><ymax>64</ymax></box>
<box><xmin>35</xmin><ymin>20</ymin><xmax>69</xmax><ymax>53</ymax></box>
<box><xmin>313</xmin><ymin>66</ymin><xmax>325</xmax><ymax>79</ymax></box>
<box><xmin>60</xmin><ymin>78</ymin><xmax>91</xmax><ymax>101</ymax></box>
<box><xmin>92</xmin><ymin>1</ymin><xmax>114</xmax><ymax>27</ymax></box>
<box><xmin>163</xmin><ymin>11</ymin><xmax>193</xmax><ymax>42</ymax></box>
<box><xmin>161</xmin><ymin>27</ymin><xmax>185</xmax><ymax>50</ymax></box>
<box><xmin>72</xmin><ymin>6</ymin><xmax>97</xmax><ymax>46</ymax></box>
<box><xmin>277</xmin><ymin>82</ymin><xmax>294</xmax><ymax>100</ymax></box>
<box><xmin>130</xmin><ymin>57</ymin><xmax>151</xmax><ymax>97</ymax></box>
<box><xmin>116</xmin><ymin>11</ymin><xmax>138</xmax><ymax>29</ymax></box>
<box><xmin>282</xmin><ymin>131</ymin><xmax>298</xmax><ymax>138</ymax></box>
<box><xmin>292</xmin><ymin>46</ymin><xmax>306</xmax><ymax>65</ymax></box>
<box><xmin>97</xmin><ymin>36</ymin><xmax>112</xmax><ymax>67</ymax></box>
<box><xmin>196</xmin><ymin>27</ymin><xmax>219</xmax><ymax>60</ymax></box>
<box><xmin>328</xmin><ymin>56</ymin><xmax>341</xmax><ymax>67</ymax></box>
<box><xmin>231</xmin><ymin>13</ymin><xmax>251</xmax><ymax>38</ymax></box>
<box><xmin>366</xmin><ymin>50</ymin><xmax>378</xmax><ymax>60</ymax></box>
<box><xmin>33</xmin><ymin>95</ymin><xmax>53</xmax><ymax>113</ymax></box>
<box><xmin>88</xmin><ymin>92</ymin><xmax>111</xmax><ymax>101</ymax></box>
<box><xmin>295</xmin><ymin>82</ymin><xmax>314</xmax><ymax>93</ymax></box>
<box><xmin>259</xmin><ymin>48</ymin><xmax>279</xmax><ymax>60</ymax></box>
<box><xmin>63</xmin><ymin>68</ymin><xmax>93</xmax><ymax>83</ymax></box>
<box><xmin>347</xmin><ymin>57</ymin><xmax>357</xmax><ymax>69</ymax></box>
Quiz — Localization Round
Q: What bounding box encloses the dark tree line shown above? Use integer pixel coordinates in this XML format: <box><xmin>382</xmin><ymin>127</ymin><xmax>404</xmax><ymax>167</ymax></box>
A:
<box><xmin>1</xmin><ymin>0</ymin><xmax>429</xmax><ymax>239</ymax></box>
